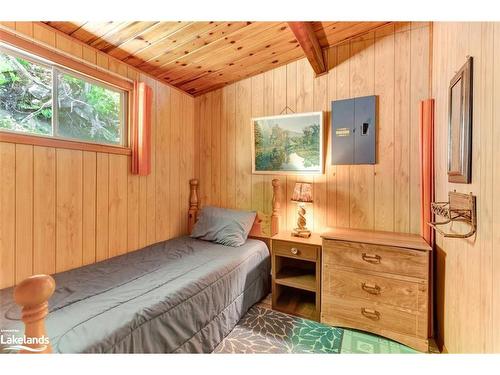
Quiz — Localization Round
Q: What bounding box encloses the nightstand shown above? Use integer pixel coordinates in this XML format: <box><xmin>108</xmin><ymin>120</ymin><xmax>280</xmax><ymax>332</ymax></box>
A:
<box><xmin>270</xmin><ymin>231</ymin><xmax>322</xmax><ymax>321</ymax></box>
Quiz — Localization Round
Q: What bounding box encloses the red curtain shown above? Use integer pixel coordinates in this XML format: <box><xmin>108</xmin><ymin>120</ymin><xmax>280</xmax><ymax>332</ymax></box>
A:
<box><xmin>419</xmin><ymin>99</ymin><xmax>435</xmax><ymax>246</ymax></box>
<box><xmin>131</xmin><ymin>81</ymin><xmax>152</xmax><ymax>176</ymax></box>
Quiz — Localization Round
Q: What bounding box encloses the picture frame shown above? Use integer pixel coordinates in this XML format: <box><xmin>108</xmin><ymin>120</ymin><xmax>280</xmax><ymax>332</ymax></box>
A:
<box><xmin>251</xmin><ymin>111</ymin><xmax>324</xmax><ymax>175</ymax></box>
<box><xmin>448</xmin><ymin>56</ymin><xmax>473</xmax><ymax>184</ymax></box>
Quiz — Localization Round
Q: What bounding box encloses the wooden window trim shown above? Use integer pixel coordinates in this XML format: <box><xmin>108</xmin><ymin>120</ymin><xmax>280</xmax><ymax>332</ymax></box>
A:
<box><xmin>0</xmin><ymin>29</ymin><xmax>133</xmax><ymax>91</ymax></box>
<box><xmin>0</xmin><ymin>131</ymin><xmax>132</xmax><ymax>155</ymax></box>
<box><xmin>0</xmin><ymin>28</ymin><xmax>134</xmax><ymax>155</ymax></box>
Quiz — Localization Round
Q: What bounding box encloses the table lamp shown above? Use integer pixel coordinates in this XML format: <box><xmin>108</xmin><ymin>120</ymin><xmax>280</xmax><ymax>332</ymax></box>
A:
<box><xmin>291</xmin><ymin>182</ymin><xmax>313</xmax><ymax>238</ymax></box>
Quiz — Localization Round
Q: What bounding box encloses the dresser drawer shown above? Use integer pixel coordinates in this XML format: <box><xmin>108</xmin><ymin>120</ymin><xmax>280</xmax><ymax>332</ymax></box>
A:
<box><xmin>273</xmin><ymin>240</ymin><xmax>319</xmax><ymax>261</ymax></box>
<box><xmin>321</xmin><ymin>295</ymin><xmax>427</xmax><ymax>338</ymax></box>
<box><xmin>323</xmin><ymin>267</ymin><xmax>427</xmax><ymax>312</ymax></box>
<box><xmin>323</xmin><ymin>240</ymin><xmax>428</xmax><ymax>279</ymax></box>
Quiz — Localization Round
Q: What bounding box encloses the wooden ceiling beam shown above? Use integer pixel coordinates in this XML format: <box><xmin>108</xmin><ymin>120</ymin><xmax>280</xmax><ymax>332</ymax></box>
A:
<box><xmin>287</xmin><ymin>21</ymin><xmax>326</xmax><ymax>75</ymax></box>
<box><xmin>44</xmin><ymin>21</ymin><xmax>399</xmax><ymax>95</ymax></box>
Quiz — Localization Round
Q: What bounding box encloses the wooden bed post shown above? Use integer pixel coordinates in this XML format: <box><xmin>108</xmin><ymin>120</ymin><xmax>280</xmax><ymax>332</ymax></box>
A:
<box><xmin>188</xmin><ymin>179</ymin><xmax>199</xmax><ymax>234</ymax></box>
<box><xmin>271</xmin><ymin>178</ymin><xmax>281</xmax><ymax>236</ymax></box>
<box><xmin>13</xmin><ymin>274</ymin><xmax>55</xmax><ymax>354</ymax></box>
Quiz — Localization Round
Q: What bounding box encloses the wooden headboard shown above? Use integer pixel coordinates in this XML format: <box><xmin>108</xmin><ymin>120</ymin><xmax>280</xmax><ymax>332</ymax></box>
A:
<box><xmin>187</xmin><ymin>178</ymin><xmax>281</xmax><ymax>238</ymax></box>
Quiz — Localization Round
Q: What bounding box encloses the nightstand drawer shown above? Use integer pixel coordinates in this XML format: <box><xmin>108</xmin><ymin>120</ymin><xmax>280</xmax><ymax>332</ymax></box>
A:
<box><xmin>323</xmin><ymin>267</ymin><xmax>427</xmax><ymax>312</ymax></box>
<box><xmin>323</xmin><ymin>240</ymin><xmax>428</xmax><ymax>279</ymax></box>
<box><xmin>322</xmin><ymin>295</ymin><xmax>426</xmax><ymax>338</ymax></box>
<box><xmin>273</xmin><ymin>240</ymin><xmax>319</xmax><ymax>261</ymax></box>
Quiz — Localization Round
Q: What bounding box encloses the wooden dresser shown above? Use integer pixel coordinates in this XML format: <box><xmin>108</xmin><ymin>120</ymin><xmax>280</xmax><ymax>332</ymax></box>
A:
<box><xmin>321</xmin><ymin>228</ymin><xmax>432</xmax><ymax>352</ymax></box>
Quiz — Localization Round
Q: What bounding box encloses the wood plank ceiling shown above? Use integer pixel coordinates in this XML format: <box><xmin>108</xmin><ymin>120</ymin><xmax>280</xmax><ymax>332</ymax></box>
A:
<box><xmin>44</xmin><ymin>21</ymin><xmax>388</xmax><ymax>96</ymax></box>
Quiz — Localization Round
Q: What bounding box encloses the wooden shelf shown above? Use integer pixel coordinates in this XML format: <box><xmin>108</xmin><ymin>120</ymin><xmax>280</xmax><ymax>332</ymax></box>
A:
<box><xmin>271</xmin><ymin>232</ymin><xmax>322</xmax><ymax>322</ymax></box>
<box><xmin>275</xmin><ymin>287</ymin><xmax>317</xmax><ymax>321</ymax></box>
<box><xmin>275</xmin><ymin>268</ymin><xmax>316</xmax><ymax>292</ymax></box>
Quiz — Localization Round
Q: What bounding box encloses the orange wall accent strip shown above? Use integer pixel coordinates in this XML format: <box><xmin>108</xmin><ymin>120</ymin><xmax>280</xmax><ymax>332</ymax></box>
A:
<box><xmin>419</xmin><ymin>99</ymin><xmax>435</xmax><ymax>246</ymax></box>
<box><xmin>131</xmin><ymin>82</ymin><xmax>152</xmax><ymax>175</ymax></box>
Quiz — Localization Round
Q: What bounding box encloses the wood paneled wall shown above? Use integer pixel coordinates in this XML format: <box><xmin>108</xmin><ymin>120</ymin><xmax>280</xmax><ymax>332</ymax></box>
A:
<box><xmin>194</xmin><ymin>22</ymin><xmax>431</xmax><ymax>236</ymax></box>
<box><xmin>432</xmin><ymin>22</ymin><xmax>500</xmax><ymax>353</ymax></box>
<box><xmin>0</xmin><ymin>22</ymin><xmax>195</xmax><ymax>289</ymax></box>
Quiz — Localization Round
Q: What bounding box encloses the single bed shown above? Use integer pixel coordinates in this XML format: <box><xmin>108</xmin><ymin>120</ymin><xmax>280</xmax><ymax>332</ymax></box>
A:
<box><xmin>1</xmin><ymin>236</ymin><xmax>270</xmax><ymax>353</ymax></box>
<box><xmin>0</xmin><ymin>178</ymin><xmax>282</xmax><ymax>354</ymax></box>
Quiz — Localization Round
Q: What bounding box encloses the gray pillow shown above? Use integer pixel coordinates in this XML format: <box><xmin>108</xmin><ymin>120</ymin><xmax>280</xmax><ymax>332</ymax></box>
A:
<box><xmin>190</xmin><ymin>206</ymin><xmax>257</xmax><ymax>247</ymax></box>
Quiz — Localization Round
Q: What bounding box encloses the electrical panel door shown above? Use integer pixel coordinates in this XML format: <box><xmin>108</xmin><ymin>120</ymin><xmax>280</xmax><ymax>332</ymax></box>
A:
<box><xmin>353</xmin><ymin>95</ymin><xmax>376</xmax><ymax>164</ymax></box>
<box><xmin>331</xmin><ymin>95</ymin><xmax>376</xmax><ymax>165</ymax></box>
<box><xmin>331</xmin><ymin>98</ymin><xmax>355</xmax><ymax>165</ymax></box>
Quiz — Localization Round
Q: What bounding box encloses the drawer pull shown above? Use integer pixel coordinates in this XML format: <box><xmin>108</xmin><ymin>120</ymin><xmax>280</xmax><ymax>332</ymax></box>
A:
<box><xmin>290</xmin><ymin>247</ymin><xmax>299</xmax><ymax>255</ymax></box>
<box><xmin>361</xmin><ymin>252</ymin><xmax>381</xmax><ymax>264</ymax></box>
<box><xmin>361</xmin><ymin>308</ymin><xmax>380</xmax><ymax>321</ymax></box>
<box><xmin>361</xmin><ymin>282</ymin><xmax>381</xmax><ymax>295</ymax></box>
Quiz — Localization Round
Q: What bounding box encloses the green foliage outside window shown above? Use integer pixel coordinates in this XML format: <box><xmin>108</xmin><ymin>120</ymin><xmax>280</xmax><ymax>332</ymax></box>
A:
<box><xmin>0</xmin><ymin>47</ymin><xmax>124</xmax><ymax>145</ymax></box>
<box><xmin>0</xmin><ymin>52</ymin><xmax>52</xmax><ymax>135</ymax></box>
<box><xmin>57</xmin><ymin>73</ymin><xmax>121</xmax><ymax>144</ymax></box>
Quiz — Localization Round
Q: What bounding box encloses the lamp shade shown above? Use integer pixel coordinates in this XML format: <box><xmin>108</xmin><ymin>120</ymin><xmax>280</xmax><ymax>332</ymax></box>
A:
<box><xmin>291</xmin><ymin>182</ymin><xmax>313</xmax><ymax>203</ymax></box>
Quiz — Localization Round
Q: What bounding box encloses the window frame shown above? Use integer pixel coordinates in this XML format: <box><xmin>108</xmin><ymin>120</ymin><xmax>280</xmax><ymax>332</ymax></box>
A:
<box><xmin>0</xmin><ymin>30</ymin><xmax>133</xmax><ymax>155</ymax></box>
<box><xmin>54</xmin><ymin>65</ymin><xmax>128</xmax><ymax>147</ymax></box>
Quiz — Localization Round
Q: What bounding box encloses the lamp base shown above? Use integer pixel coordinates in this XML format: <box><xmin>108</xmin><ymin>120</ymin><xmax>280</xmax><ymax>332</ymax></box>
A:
<box><xmin>291</xmin><ymin>228</ymin><xmax>311</xmax><ymax>238</ymax></box>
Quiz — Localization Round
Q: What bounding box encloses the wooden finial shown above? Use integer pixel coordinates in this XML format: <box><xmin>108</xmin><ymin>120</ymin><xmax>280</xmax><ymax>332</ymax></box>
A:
<box><xmin>13</xmin><ymin>274</ymin><xmax>55</xmax><ymax>354</ymax></box>
<box><xmin>188</xmin><ymin>179</ymin><xmax>199</xmax><ymax>234</ymax></box>
<box><xmin>271</xmin><ymin>179</ymin><xmax>281</xmax><ymax>236</ymax></box>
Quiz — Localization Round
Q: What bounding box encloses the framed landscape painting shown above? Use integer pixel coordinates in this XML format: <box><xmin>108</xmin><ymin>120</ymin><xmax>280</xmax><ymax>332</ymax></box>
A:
<box><xmin>251</xmin><ymin>111</ymin><xmax>324</xmax><ymax>175</ymax></box>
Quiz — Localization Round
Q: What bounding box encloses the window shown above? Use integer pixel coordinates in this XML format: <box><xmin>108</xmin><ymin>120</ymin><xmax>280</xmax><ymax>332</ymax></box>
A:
<box><xmin>0</xmin><ymin>43</ymin><xmax>127</xmax><ymax>146</ymax></box>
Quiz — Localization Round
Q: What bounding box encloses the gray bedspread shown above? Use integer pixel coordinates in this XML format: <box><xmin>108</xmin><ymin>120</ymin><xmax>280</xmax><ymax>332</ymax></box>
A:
<box><xmin>0</xmin><ymin>236</ymin><xmax>270</xmax><ymax>353</ymax></box>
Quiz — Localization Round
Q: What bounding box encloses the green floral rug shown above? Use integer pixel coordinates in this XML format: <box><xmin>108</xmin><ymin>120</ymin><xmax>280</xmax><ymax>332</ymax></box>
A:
<box><xmin>213</xmin><ymin>306</ymin><xmax>417</xmax><ymax>354</ymax></box>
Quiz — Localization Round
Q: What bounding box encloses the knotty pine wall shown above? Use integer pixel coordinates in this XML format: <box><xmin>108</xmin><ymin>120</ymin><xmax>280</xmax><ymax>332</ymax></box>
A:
<box><xmin>432</xmin><ymin>22</ymin><xmax>500</xmax><ymax>353</ymax></box>
<box><xmin>194</xmin><ymin>22</ymin><xmax>431</xmax><ymax>236</ymax></box>
<box><xmin>0</xmin><ymin>22</ymin><xmax>195</xmax><ymax>289</ymax></box>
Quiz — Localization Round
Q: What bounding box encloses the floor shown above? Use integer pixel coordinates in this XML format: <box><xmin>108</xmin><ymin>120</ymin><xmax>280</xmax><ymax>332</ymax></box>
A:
<box><xmin>213</xmin><ymin>295</ymin><xmax>419</xmax><ymax>354</ymax></box>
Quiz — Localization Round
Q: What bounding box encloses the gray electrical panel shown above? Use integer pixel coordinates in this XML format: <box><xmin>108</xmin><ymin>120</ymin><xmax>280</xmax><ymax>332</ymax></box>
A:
<box><xmin>331</xmin><ymin>95</ymin><xmax>376</xmax><ymax>165</ymax></box>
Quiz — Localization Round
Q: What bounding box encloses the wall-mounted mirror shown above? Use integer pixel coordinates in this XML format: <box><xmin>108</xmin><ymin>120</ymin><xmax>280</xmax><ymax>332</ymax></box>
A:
<box><xmin>448</xmin><ymin>56</ymin><xmax>473</xmax><ymax>183</ymax></box>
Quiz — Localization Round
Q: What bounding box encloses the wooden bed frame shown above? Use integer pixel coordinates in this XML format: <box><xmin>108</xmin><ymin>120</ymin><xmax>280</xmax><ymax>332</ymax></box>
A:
<box><xmin>11</xmin><ymin>178</ymin><xmax>281</xmax><ymax>354</ymax></box>
<box><xmin>188</xmin><ymin>178</ymin><xmax>281</xmax><ymax>241</ymax></box>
